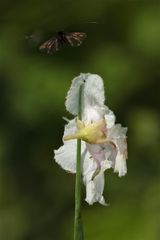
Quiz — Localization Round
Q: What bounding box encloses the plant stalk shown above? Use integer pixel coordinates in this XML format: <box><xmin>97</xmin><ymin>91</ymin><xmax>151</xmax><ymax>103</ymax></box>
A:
<box><xmin>74</xmin><ymin>83</ymin><xmax>84</xmax><ymax>240</ymax></box>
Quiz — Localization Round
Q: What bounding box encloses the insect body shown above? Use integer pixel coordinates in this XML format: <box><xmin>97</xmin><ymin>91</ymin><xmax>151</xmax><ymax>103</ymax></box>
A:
<box><xmin>39</xmin><ymin>31</ymin><xmax>86</xmax><ymax>54</ymax></box>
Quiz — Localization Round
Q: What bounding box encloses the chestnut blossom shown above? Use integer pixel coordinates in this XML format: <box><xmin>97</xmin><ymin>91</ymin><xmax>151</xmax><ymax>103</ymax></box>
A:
<box><xmin>54</xmin><ymin>73</ymin><xmax>128</xmax><ymax>205</ymax></box>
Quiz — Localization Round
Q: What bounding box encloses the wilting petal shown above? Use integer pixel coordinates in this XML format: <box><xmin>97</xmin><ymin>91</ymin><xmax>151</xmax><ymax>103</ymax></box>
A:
<box><xmin>54</xmin><ymin>140</ymin><xmax>77</xmax><ymax>173</ymax></box>
<box><xmin>107</xmin><ymin>124</ymin><xmax>128</xmax><ymax>176</ymax></box>
<box><xmin>65</xmin><ymin>74</ymin><xmax>85</xmax><ymax>115</ymax></box>
<box><xmin>65</xmin><ymin>73</ymin><xmax>105</xmax><ymax>121</ymax></box>
<box><xmin>104</xmin><ymin>107</ymin><xmax>116</xmax><ymax>128</ymax></box>
<box><xmin>108</xmin><ymin>124</ymin><xmax>127</xmax><ymax>142</ymax></box>
<box><xmin>86</xmin><ymin>144</ymin><xmax>113</xmax><ymax>169</ymax></box>
<box><xmin>54</xmin><ymin>119</ymin><xmax>87</xmax><ymax>173</ymax></box>
<box><xmin>82</xmin><ymin>74</ymin><xmax>105</xmax><ymax>122</ymax></box>
<box><xmin>114</xmin><ymin>152</ymin><xmax>127</xmax><ymax>177</ymax></box>
<box><xmin>83</xmin><ymin>74</ymin><xmax>105</xmax><ymax>107</ymax></box>
<box><xmin>83</xmin><ymin>156</ymin><xmax>98</xmax><ymax>182</ymax></box>
<box><xmin>85</xmin><ymin>172</ymin><xmax>106</xmax><ymax>205</ymax></box>
<box><xmin>82</xmin><ymin>143</ymin><xmax>112</xmax><ymax>205</ymax></box>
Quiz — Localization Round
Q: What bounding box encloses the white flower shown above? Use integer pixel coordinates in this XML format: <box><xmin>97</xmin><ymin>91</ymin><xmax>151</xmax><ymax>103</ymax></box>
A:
<box><xmin>54</xmin><ymin>73</ymin><xmax>128</xmax><ymax>205</ymax></box>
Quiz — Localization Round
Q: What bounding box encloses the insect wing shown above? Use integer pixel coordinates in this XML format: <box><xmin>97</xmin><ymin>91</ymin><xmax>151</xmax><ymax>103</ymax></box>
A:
<box><xmin>65</xmin><ymin>32</ymin><xmax>86</xmax><ymax>47</ymax></box>
<box><xmin>39</xmin><ymin>37</ymin><xmax>60</xmax><ymax>54</ymax></box>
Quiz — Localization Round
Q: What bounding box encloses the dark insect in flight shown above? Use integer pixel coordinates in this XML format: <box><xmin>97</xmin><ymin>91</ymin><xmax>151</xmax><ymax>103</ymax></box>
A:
<box><xmin>39</xmin><ymin>31</ymin><xmax>86</xmax><ymax>54</ymax></box>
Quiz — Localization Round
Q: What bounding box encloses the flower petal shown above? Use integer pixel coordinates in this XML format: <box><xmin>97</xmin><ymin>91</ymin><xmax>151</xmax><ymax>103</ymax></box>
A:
<box><xmin>85</xmin><ymin>172</ymin><xmax>107</xmax><ymax>205</ymax></box>
<box><xmin>82</xmin><ymin>143</ymin><xmax>112</xmax><ymax>205</ymax></box>
<box><xmin>114</xmin><ymin>152</ymin><xmax>127</xmax><ymax>177</ymax></box>
<box><xmin>54</xmin><ymin>119</ymin><xmax>87</xmax><ymax>173</ymax></box>
<box><xmin>104</xmin><ymin>107</ymin><xmax>116</xmax><ymax>128</ymax></box>
<box><xmin>65</xmin><ymin>73</ymin><xmax>86</xmax><ymax>115</ymax></box>
<box><xmin>107</xmin><ymin>124</ymin><xmax>128</xmax><ymax>176</ymax></box>
<box><xmin>86</xmin><ymin>143</ymin><xmax>113</xmax><ymax>169</ymax></box>
<box><xmin>83</xmin><ymin>74</ymin><xmax>106</xmax><ymax>122</ymax></box>
<box><xmin>65</xmin><ymin>73</ymin><xmax>105</xmax><ymax>119</ymax></box>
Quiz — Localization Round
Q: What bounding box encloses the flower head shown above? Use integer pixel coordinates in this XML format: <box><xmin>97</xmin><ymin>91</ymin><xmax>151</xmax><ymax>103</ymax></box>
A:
<box><xmin>54</xmin><ymin>73</ymin><xmax>128</xmax><ymax>205</ymax></box>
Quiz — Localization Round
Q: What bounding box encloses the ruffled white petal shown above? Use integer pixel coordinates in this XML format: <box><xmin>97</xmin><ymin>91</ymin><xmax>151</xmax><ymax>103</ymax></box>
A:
<box><xmin>107</xmin><ymin>124</ymin><xmax>128</xmax><ymax>177</ymax></box>
<box><xmin>54</xmin><ymin>140</ymin><xmax>77</xmax><ymax>173</ymax></box>
<box><xmin>114</xmin><ymin>153</ymin><xmax>127</xmax><ymax>177</ymax></box>
<box><xmin>83</xmin><ymin>74</ymin><xmax>106</xmax><ymax>122</ymax></box>
<box><xmin>65</xmin><ymin>73</ymin><xmax>105</xmax><ymax>119</ymax></box>
<box><xmin>108</xmin><ymin>124</ymin><xmax>127</xmax><ymax>140</ymax></box>
<box><xmin>83</xmin><ymin>105</ymin><xmax>105</xmax><ymax>123</ymax></box>
<box><xmin>83</xmin><ymin>74</ymin><xmax>105</xmax><ymax>109</ymax></box>
<box><xmin>86</xmin><ymin>143</ymin><xmax>114</xmax><ymax>168</ymax></box>
<box><xmin>83</xmin><ymin>157</ymin><xmax>98</xmax><ymax>183</ymax></box>
<box><xmin>104</xmin><ymin>107</ymin><xmax>116</xmax><ymax>128</ymax></box>
<box><xmin>85</xmin><ymin>172</ymin><xmax>106</xmax><ymax>205</ymax></box>
<box><xmin>82</xmin><ymin>144</ymin><xmax>111</xmax><ymax>205</ymax></box>
<box><xmin>54</xmin><ymin>119</ymin><xmax>87</xmax><ymax>173</ymax></box>
<box><xmin>65</xmin><ymin>73</ymin><xmax>86</xmax><ymax>115</ymax></box>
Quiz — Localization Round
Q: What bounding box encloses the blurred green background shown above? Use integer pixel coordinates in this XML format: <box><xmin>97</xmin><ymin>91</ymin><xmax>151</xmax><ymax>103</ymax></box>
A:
<box><xmin>0</xmin><ymin>0</ymin><xmax>160</xmax><ymax>239</ymax></box>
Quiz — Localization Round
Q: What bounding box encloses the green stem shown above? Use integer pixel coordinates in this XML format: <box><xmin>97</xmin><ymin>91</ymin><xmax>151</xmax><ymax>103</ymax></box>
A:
<box><xmin>74</xmin><ymin>84</ymin><xmax>84</xmax><ymax>240</ymax></box>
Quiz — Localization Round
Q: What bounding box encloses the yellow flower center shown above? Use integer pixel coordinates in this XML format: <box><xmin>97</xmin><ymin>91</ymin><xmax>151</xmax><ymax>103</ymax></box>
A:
<box><xmin>64</xmin><ymin>118</ymin><xmax>108</xmax><ymax>144</ymax></box>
